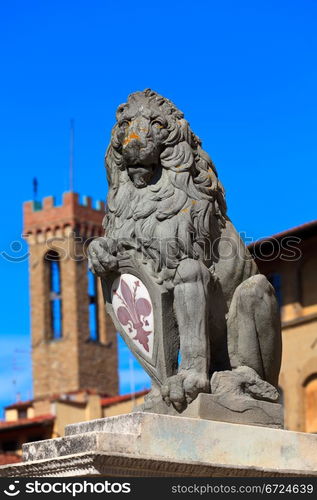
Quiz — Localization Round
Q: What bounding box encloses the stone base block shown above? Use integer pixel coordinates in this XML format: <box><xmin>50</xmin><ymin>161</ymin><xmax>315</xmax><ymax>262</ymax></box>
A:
<box><xmin>0</xmin><ymin>412</ymin><xmax>316</xmax><ymax>477</ymax></box>
<box><xmin>142</xmin><ymin>393</ymin><xmax>283</xmax><ymax>429</ymax></box>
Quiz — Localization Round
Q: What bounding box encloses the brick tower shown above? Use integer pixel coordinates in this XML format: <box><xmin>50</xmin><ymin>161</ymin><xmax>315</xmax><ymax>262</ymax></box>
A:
<box><xmin>23</xmin><ymin>192</ymin><xmax>118</xmax><ymax>400</ymax></box>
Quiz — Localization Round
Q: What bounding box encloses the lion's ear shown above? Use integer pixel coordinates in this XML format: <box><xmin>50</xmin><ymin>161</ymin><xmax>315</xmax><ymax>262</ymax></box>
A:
<box><xmin>178</xmin><ymin>119</ymin><xmax>191</xmax><ymax>143</ymax></box>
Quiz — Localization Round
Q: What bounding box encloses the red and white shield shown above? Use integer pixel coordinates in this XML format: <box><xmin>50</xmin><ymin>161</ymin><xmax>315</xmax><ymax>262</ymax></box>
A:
<box><xmin>111</xmin><ymin>273</ymin><xmax>154</xmax><ymax>358</ymax></box>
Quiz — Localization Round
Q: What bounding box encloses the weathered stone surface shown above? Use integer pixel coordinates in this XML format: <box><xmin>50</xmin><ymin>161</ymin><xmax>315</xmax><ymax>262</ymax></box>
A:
<box><xmin>142</xmin><ymin>393</ymin><xmax>283</xmax><ymax>429</ymax></box>
<box><xmin>1</xmin><ymin>413</ymin><xmax>317</xmax><ymax>477</ymax></box>
<box><xmin>185</xmin><ymin>393</ymin><xmax>283</xmax><ymax>428</ymax></box>
<box><xmin>87</xmin><ymin>89</ymin><xmax>282</xmax><ymax>422</ymax></box>
<box><xmin>65</xmin><ymin>412</ymin><xmax>144</xmax><ymax>436</ymax></box>
<box><xmin>22</xmin><ymin>432</ymin><xmax>136</xmax><ymax>462</ymax></box>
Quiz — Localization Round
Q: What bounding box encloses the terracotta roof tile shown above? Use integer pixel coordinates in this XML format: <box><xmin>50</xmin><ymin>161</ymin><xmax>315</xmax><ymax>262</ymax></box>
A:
<box><xmin>5</xmin><ymin>400</ymin><xmax>33</xmax><ymax>410</ymax></box>
<box><xmin>248</xmin><ymin>220</ymin><xmax>317</xmax><ymax>248</ymax></box>
<box><xmin>0</xmin><ymin>454</ymin><xmax>21</xmax><ymax>465</ymax></box>
<box><xmin>0</xmin><ymin>414</ymin><xmax>55</xmax><ymax>431</ymax></box>
<box><xmin>101</xmin><ymin>389</ymin><xmax>149</xmax><ymax>407</ymax></box>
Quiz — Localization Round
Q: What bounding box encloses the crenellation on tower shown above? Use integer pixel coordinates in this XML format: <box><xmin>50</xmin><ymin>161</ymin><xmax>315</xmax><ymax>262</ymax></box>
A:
<box><xmin>24</xmin><ymin>192</ymin><xmax>106</xmax><ymax>241</ymax></box>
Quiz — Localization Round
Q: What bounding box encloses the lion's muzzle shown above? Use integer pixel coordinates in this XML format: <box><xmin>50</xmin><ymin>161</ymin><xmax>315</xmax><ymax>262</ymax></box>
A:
<box><xmin>122</xmin><ymin>118</ymin><xmax>161</xmax><ymax>173</ymax></box>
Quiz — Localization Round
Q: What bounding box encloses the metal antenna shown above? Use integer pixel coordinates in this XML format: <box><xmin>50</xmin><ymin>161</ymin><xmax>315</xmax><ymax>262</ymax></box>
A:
<box><xmin>33</xmin><ymin>177</ymin><xmax>38</xmax><ymax>202</ymax></box>
<box><xmin>69</xmin><ymin>119</ymin><xmax>75</xmax><ymax>192</ymax></box>
<box><xmin>12</xmin><ymin>379</ymin><xmax>16</xmax><ymax>405</ymax></box>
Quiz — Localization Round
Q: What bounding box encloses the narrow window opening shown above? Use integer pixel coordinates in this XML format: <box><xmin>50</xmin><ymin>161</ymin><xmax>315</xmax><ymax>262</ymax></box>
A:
<box><xmin>45</xmin><ymin>251</ymin><xmax>62</xmax><ymax>339</ymax></box>
<box><xmin>267</xmin><ymin>273</ymin><xmax>282</xmax><ymax>307</ymax></box>
<box><xmin>88</xmin><ymin>270</ymin><xmax>99</xmax><ymax>341</ymax></box>
<box><xmin>2</xmin><ymin>441</ymin><xmax>19</xmax><ymax>452</ymax></box>
<box><xmin>300</xmin><ymin>257</ymin><xmax>317</xmax><ymax>307</ymax></box>
<box><xmin>17</xmin><ymin>408</ymin><xmax>27</xmax><ymax>420</ymax></box>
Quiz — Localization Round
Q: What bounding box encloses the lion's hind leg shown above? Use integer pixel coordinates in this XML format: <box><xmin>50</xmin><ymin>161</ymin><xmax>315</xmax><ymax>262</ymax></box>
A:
<box><xmin>226</xmin><ymin>274</ymin><xmax>282</xmax><ymax>392</ymax></box>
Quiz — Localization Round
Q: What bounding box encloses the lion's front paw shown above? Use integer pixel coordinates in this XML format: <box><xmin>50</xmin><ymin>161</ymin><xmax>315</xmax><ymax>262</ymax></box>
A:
<box><xmin>161</xmin><ymin>371</ymin><xmax>209</xmax><ymax>412</ymax></box>
<box><xmin>88</xmin><ymin>238</ymin><xmax>118</xmax><ymax>277</ymax></box>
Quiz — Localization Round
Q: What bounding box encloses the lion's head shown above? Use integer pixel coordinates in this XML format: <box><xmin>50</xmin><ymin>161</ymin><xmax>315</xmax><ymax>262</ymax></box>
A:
<box><xmin>109</xmin><ymin>89</ymin><xmax>195</xmax><ymax>188</ymax></box>
<box><xmin>104</xmin><ymin>89</ymin><xmax>228</xmax><ymax>270</ymax></box>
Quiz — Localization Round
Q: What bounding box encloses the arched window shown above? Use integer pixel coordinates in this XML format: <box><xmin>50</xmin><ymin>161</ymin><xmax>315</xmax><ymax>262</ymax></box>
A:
<box><xmin>267</xmin><ymin>273</ymin><xmax>282</xmax><ymax>307</ymax></box>
<box><xmin>300</xmin><ymin>256</ymin><xmax>317</xmax><ymax>308</ymax></box>
<box><xmin>88</xmin><ymin>270</ymin><xmax>99</xmax><ymax>341</ymax></box>
<box><xmin>303</xmin><ymin>374</ymin><xmax>317</xmax><ymax>433</ymax></box>
<box><xmin>45</xmin><ymin>251</ymin><xmax>62</xmax><ymax>339</ymax></box>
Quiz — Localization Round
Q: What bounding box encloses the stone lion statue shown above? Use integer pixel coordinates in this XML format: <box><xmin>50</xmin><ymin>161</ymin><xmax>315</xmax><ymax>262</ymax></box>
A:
<box><xmin>89</xmin><ymin>89</ymin><xmax>282</xmax><ymax>413</ymax></box>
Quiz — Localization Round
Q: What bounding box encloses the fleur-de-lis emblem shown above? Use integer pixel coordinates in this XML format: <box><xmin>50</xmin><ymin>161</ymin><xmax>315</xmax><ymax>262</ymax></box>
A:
<box><xmin>114</xmin><ymin>278</ymin><xmax>152</xmax><ymax>352</ymax></box>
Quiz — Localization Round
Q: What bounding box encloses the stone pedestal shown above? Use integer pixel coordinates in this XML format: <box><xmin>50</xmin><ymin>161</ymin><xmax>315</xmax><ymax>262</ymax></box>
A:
<box><xmin>1</xmin><ymin>412</ymin><xmax>317</xmax><ymax>477</ymax></box>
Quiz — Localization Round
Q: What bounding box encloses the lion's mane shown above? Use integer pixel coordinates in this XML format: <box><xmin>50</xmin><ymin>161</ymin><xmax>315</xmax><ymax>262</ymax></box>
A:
<box><xmin>103</xmin><ymin>89</ymin><xmax>228</xmax><ymax>272</ymax></box>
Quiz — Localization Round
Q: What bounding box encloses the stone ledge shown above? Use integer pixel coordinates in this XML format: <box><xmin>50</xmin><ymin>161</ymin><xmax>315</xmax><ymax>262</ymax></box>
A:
<box><xmin>23</xmin><ymin>432</ymin><xmax>137</xmax><ymax>462</ymax></box>
<box><xmin>0</xmin><ymin>451</ymin><xmax>312</xmax><ymax>478</ymax></box>
<box><xmin>1</xmin><ymin>412</ymin><xmax>317</xmax><ymax>477</ymax></box>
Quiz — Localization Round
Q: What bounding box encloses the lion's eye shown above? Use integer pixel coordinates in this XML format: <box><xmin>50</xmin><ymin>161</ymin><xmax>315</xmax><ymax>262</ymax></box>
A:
<box><xmin>152</xmin><ymin>119</ymin><xmax>165</xmax><ymax>129</ymax></box>
<box><xmin>119</xmin><ymin>120</ymin><xmax>130</xmax><ymax>128</ymax></box>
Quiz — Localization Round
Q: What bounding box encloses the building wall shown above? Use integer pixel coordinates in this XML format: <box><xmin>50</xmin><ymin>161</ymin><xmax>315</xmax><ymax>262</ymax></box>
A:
<box><xmin>252</xmin><ymin>230</ymin><xmax>317</xmax><ymax>432</ymax></box>
<box><xmin>102</xmin><ymin>395</ymin><xmax>146</xmax><ymax>417</ymax></box>
<box><xmin>5</xmin><ymin>406</ymin><xmax>34</xmax><ymax>422</ymax></box>
<box><xmin>29</xmin><ymin>239</ymin><xmax>81</xmax><ymax>398</ymax></box>
<box><xmin>279</xmin><ymin>319</ymin><xmax>317</xmax><ymax>431</ymax></box>
<box><xmin>5</xmin><ymin>410</ymin><xmax>18</xmax><ymax>423</ymax></box>
<box><xmin>53</xmin><ymin>401</ymin><xmax>90</xmax><ymax>438</ymax></box>
<box><xmin>33</xmin><ymin>399</ymin><xmax>53</xmax><ymax>418</ymax></box>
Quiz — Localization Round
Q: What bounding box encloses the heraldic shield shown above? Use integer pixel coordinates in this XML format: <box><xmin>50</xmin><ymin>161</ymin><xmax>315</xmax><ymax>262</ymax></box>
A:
<box><xmin>101</xmin><ymin>258</ymin><xmax>179</xmax><ymax>390</ymax></box>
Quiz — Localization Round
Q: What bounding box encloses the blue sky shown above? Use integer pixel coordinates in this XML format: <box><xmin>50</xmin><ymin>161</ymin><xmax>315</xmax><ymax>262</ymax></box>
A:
<box><xmin>0</xmin><ymin>0</ymin><xmax>316</xmax><ymax>416</ymax></box>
